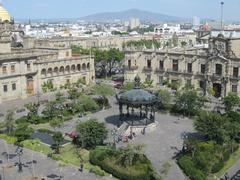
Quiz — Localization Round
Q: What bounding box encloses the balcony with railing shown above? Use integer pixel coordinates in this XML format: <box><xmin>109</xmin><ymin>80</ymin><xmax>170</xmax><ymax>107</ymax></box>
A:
<box><xmin>230</xmin><ymin>75</ymin><xmax>240</xmax><ymax>80</ymax></box>
<box><xmin>124</xmin><ymin>66</ymin><xmax>138</xmax><ymax>71</ymax></box>
<box><xmin>183</xmin><ymin>70</ymin><xmax>193</xmax><ymax>75</ymax></box>
<box><xmin>213</xmin><ymin>73</ymin><xmax>223</xmax><ymax>79</ymax></box>
<box><xmin>167</xmin><ymin>68</ymin><xmax>182</xmax><ymax>74</ymax></box>
<box><xmin>143</xmin><ymin>66</ymin><xmax>153</xmax><ymax>72</ymax></box>
<box><xmin>155</xmin><ymin>68</ymin><xmax>165</xmax><ymax>73</ymax></box>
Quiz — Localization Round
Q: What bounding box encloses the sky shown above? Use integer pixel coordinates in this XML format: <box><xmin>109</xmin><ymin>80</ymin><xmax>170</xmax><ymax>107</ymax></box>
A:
<box><xmin>2</xmin><ymin>0</ymin><xmax>240</xmax><ymax>21</ymax></box>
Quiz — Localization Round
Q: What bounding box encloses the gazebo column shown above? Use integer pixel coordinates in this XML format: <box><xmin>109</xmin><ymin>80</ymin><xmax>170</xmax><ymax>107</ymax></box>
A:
<box><xmin>140</xmin><ymin>106</ymin><xmax>142</xmax><ymax>118</ymax></box>
<box><xmin>127</xmin><ymin>105</ymin><xmax>130</xmax><ymax>117</ymax></box>
<box><xmin>119</xmin><ymin>103</ymin><xmax>123</xmax><ymax>121</ymax></box>
<box><xmin>145</xmin><ymin>105</ymin><xmax>148</xmax><ymax>125</ymax></box>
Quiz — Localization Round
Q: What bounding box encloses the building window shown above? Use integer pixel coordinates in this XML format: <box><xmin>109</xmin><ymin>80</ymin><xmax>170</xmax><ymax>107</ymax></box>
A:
<box><xmin>232</xmin><ymin>85</ymin><xmax>238</xmax><ymax>93</ymax></box>
<box><xmin>11</xmin><ymin>65</ymin><xmax>15</xmax><ymax>73</ymax></box>
<box><xmin>27</xmin><ymin>64</ymin><xmax>31</xmax><ymax>71</ymax></box>
<box><xmin>66</xmin><ymin>51</ymin><xmax>69</xmax><ymax>57</ymax></box>
<box><xmin>128</xmin><ymin>60</ymin><xmax>131</xmax><ymax>68</ymax></box>
<box><xmin>233</xmin><ymin>67</ymin><xmax>239</xmax><ymax>77</ymax></box>
<box><xmin>2</xmin><ymin>66</ymin><xmax>7</xmax><ymax>74</ymax></box>
<box><xmin>146</xmin><ymin>74</ymin><xmax>151</xmax><ymax>81</ymax></box>
<box><xmin>201</xmin><ymin>64</ymin><xmax>205</xmax><ymax>74</ymax></box>
<box><xmin>215</xmin><ymin>64</ymin><xmax>222</xmax><ymax>75</ymax></box>
<box><xmin>159</xmin><ymin>76</ymin><xmax>163</xmax><ymax>85</ymax></box>
<box><xmin>199</xmin><ymin>80</ymin><xmax>205</xmax><ymax>89</ymax></box>
<box><xmin>147</xmin><ymin>60</ymin><xmax>151</xmax><ymax>68</ymax></box>
<box><xmin>187</xmin><ymin>63</ymin><xmax>192</xmax><ymax>73</ymax></box>
<box><xmin>3</xmin><ymin>85</ymin><xmax>7</xmax><ymax>92</ymax></box>
<box><xmin>172</xmin><ymin>60</ymin><xmax>178</xmax><ymax>71</ymax></box>
<box><xmin>159</xmin><ymin>61</ymin><xmax>164</xmax><ymax>70</ymax></box>
<box><xmin>186</xmin><ymin>79</ymin><xmax>191</xmax><ymax>87</ymax></box>
<box><xmin>12</xmin><ymin>83</ymin><xmax>16</xmax><ymax>91</ymax></box>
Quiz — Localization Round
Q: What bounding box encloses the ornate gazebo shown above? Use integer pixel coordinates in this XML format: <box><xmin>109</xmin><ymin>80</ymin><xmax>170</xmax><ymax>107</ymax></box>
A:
<box><xmin>116</xmin><ymin>75</ymin><xmax>157</xmax><ymax>126</ymax></box>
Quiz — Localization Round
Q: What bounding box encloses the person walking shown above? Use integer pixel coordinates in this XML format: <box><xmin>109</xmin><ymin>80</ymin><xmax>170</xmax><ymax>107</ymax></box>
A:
<box><xmin>79</xmin><ymin>161</ymin><xmax>84</xmax><ymax>173</ymax></box>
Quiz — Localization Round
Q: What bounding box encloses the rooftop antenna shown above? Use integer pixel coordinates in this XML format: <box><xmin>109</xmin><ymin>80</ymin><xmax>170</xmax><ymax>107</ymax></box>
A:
<box><xmin>220</xmin><ymin>1</ymin><xmax>224</xmax><ymax>32</ymax></box>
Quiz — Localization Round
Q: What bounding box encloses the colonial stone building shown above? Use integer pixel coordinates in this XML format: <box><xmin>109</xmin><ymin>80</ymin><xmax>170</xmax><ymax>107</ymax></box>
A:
<box><xmin>0</xmin><ymin>5</ymin><xmax>95</xmax><ymax>103</ymax></box>
<box><xmin>124</xmin><ymin>34</ymin><xmax>240</xmax><ymax>98</ymax></box>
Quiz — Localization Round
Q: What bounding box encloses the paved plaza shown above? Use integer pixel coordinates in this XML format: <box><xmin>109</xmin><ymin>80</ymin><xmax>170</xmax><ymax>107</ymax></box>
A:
<box><xmin>0</xmin><ymin>140</ymin><xmax>112</xmax><ymax>180</ymax></box>
<box><xmin>1</xmin><ymin>93</ymin><xmax>240</xmax><ymax>180</ymax></box>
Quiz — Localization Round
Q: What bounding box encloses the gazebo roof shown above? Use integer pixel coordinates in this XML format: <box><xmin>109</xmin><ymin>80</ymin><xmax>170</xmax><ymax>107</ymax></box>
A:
<box><xmin>117</xmin><ymin>75</ymin><xmax>157</xmax><ymax>105</ymax></box>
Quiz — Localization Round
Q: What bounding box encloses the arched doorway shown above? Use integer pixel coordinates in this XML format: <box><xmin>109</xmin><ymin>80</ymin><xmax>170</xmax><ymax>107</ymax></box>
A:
<box><xmin>26</xmin><ymin>76</ymin><xmax>34</xmax><ymax>96</ymax></box>
<box><xmin>213</xmin><ymin>83</ymin><xmax>222</xmax><ymax>98</ymax></box>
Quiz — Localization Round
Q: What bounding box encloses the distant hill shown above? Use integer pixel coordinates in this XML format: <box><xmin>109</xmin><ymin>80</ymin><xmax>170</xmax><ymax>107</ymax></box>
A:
<box><xmin>81</xmin><ymin>9</ymin><xmax>186</xmax><ymax>23</ymax></box>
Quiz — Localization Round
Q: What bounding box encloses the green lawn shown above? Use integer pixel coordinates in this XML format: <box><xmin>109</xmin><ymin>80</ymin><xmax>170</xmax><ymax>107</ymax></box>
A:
<box><xmin>0</xmin><ymin>134</ymin><xmax>17</xmax><ymax>144</ymax></box>
<box><xmin>21</xmin><ymin>139</ymin><xmax>53</xmax><ymax>155</ymax></box>
<box><xmin>215</xmin><ymin>147</ymin><xmax>240</xmax><ymax>178</ymax></box>
<box><xmin>52</xmin><ymin>144</ymin><xmax>108</xmax><ymax>176</ymax></box>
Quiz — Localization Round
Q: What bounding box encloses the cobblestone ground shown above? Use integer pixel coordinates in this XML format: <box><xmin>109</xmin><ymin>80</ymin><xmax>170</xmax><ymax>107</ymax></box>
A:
<box><xmin>0</xmin><ymin>140</ymin><xmax>112</xmax><ymax>180</ymax></box>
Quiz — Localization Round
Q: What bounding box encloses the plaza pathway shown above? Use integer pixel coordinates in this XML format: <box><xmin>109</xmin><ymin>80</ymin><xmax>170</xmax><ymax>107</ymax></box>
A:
<box><xmin>0</xmin><ymin>140</ymin><xmax>112</xmax><ymax>180</ymax></box>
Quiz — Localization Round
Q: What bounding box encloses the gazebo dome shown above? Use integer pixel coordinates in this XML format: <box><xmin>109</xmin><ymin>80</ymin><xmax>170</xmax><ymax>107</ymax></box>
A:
<box><xmin>118</xmin><ymin>88</ymin><xmax>157</xmax><ymax>105</ymax></box>
<box><xmin>117</xmin><ymin>75</ymin><xmax>157</xmax><ymax>105</ymax></box>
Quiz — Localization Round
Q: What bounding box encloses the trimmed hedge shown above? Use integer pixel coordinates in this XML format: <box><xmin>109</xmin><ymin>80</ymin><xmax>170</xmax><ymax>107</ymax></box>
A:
<box><xmin>177</xmin><ymin>155</ymin><xmax>206</xmax><ymax>180</ymax></box>
<box><xmin>90</xmin><ymin>146</ymin><xmax>160</xmax><ymax>180</ymax></box>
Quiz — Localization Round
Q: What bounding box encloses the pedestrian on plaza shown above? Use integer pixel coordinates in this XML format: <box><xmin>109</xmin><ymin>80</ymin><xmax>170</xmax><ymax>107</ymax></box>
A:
<box><xmin>79</xmin><ymin>161</ymin><xmax>84</xmax><ymax>173</ymax></box>
<box><xmin>224</xmin><ymin>172</ymin><xmax>229</xmax><ymax>180</ymax></box>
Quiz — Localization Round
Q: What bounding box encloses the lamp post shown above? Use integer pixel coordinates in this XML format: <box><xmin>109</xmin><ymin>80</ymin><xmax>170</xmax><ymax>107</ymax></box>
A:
<box><xmin>111</xmin><ymin>128</ymin><xmax>118</xmax><ymax>146</ymax></box>
<box><xmin>15</xmin><ymin>146</ymin><xmax>23</xmax><ymax>173</ymax></box>
<box><xmin>36</xmin><ymin>91</ymin><xmax>41</xmax><ymax>106</ymax></box>
<box><xmin>221</xmin><ymin>1</ymin><xmax>224</xmax><ymax>31</ymax></box>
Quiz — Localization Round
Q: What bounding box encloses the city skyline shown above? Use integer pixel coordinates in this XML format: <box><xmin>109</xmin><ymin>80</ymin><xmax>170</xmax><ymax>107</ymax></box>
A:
<box><xmin>2</xmin><ymin>0</ymin><xmax>240</xmax><ymax>21</ymax></box>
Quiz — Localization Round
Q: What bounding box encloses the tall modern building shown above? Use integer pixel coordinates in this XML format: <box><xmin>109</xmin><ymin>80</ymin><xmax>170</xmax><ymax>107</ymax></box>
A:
<box><xmin>192</xmin><ymin>16</ymin><xmax>200</xmax><ymax>29</ymax></box>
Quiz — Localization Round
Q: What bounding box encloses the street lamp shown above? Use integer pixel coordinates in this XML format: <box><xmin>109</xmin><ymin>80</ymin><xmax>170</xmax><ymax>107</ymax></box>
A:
<box><xmin>111</xmin><ymin>128</ymin><xmax>118</xmax><ymax>146</ymax></box>
<box><xmin>221</xmin><ymin>1</ymin><xmax>224</xmax><ymax>31</ymax></box>
<box><xmin>36</xmin><ymin>91</ymin><xmax>41</xmax><ymax>106</ymax></box>
<box><xmin>15</xmin><ymin>146</ymin><xmax>23</xmax><ymax>172</ymax></box>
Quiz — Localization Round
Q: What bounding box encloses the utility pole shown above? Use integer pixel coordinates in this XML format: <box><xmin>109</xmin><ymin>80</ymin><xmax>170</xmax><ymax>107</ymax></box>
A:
<box><xmin>221</xmin><ymin>1</ymin><xmax>224</xmax><ymax>31</ymax></box>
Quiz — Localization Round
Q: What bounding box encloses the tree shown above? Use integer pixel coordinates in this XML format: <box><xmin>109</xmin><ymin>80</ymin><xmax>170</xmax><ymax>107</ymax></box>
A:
<box><xmin>4</xmin><ymin>110</ymin><xmax>15</xmax><ymax>134</ymax></box>
<box><xmin>118</xmin><ymin>144</ymin><xmax>145</xmax><ymax>167</ymax></box>
<box><xmin>92</xmin><ymin>84</ymin><xmax>115</xmax><ymax>97</ymax></box>
<box><xmin>223</xmin><ymin>92</ymin><xmax>240</xmax><ymax>112</ymax></box>
<box><xmin>42</xmin><ymin>101</ymin><xmax>57</xmax><ymax>121</ymax></box>
<box><xmin>52</xmin><ymin>132</ymin><xmax>64</xmax><ymax>154</ymax></box>
<box><xmin>79</xmin><ymin>95</ymin><xmax>99</xmax><ymax>112</ymax></box>
<box><xmin>76</xmin><ymin>119</ymin><xmax>108</xmax><ymax>149</ymax></box>
<box><xmin>174</xmin><ymin>88</ymin><xmax>206</xmax><ymax>116</ymax></box>
<box><xmin>157</xmin><ymin>89</ymin><xmax>172</xmax><ymax>110</ymax></box>
<box><xmin>25</xmin><ymin>103</ymin><xmax>40</xmax><ymax>124</ymax></box>
<box><xmin>68</xmin><ymin>87</ymin><xmax>81</xmax><ymax>100</ymax></box>
<box><xmin>172</xmin><ymin>32</ymin><xmax>179</xmax><ymax>47</ymax></box>
<box><xmin>50</xmin><ymin>117</ymin><xmax>64</xmax><ymax>130</ymax></box>
<box><xmin>55</xmin><ymin>92</ymin><xmax>65</xmax><ymax>104</ymax></box>
<box><xmin>194</xmin><ymin>111</ymin><xmax>229</xmax><ymax>144</ymax></box>
<box><xmin>11</xmin><ymin>123</ymin><xmax>33</xmax><ymax>143</ymax></box>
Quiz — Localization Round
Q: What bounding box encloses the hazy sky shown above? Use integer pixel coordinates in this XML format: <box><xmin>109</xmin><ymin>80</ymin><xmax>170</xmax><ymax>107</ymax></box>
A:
<box><xmin>2</xmin><ymin>0</ymin><xmax>240</xmax><ymax>21</ymax></box>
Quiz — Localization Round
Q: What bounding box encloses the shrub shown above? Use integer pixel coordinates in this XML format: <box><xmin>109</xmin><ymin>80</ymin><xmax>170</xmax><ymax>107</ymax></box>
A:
<box><xmin>211</xmin><ymin>161</ymin><xmax>224</xmax><ymax>173</ymax></box>
<box><xmin>90</xmin><ymin>146</ymin><xmax>160</xmax><ymax>180</ymax></box>
<box><xmin>0</xmin><ymin>134</ymin><xmax>17</xmax><ymax>144</ymax></box>
<box><xmin>89</xmin><ymin>166</ymin><xmax>105</xmax><ymax>176</ymax></box>
<box><xmin>76</xmin><ymin>121</ymin><xmax>108</xmax><ymax>149</ymax></box>
<box><xmin>177</xmin><ymin>155</ymin><xmax>206</xmax><ymax>180</ymax></box>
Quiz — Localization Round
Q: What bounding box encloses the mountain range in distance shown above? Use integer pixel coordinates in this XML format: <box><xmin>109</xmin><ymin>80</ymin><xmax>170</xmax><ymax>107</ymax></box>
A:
<box><xmin>80</xmin><ymin>9</ymin><xmax>187</xmax><ymax>23</ymax></box>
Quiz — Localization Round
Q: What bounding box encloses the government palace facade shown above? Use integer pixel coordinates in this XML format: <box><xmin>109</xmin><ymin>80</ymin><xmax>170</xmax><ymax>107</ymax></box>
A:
<box><xmin>124</xmin><ymin>34</ymin><xmax>240</xmax><ymax>98</ymax></box>
<box><xmin>0</xmin><ymin>4</ymin><xmax>95</xmax><ymax>103</ymax></box>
